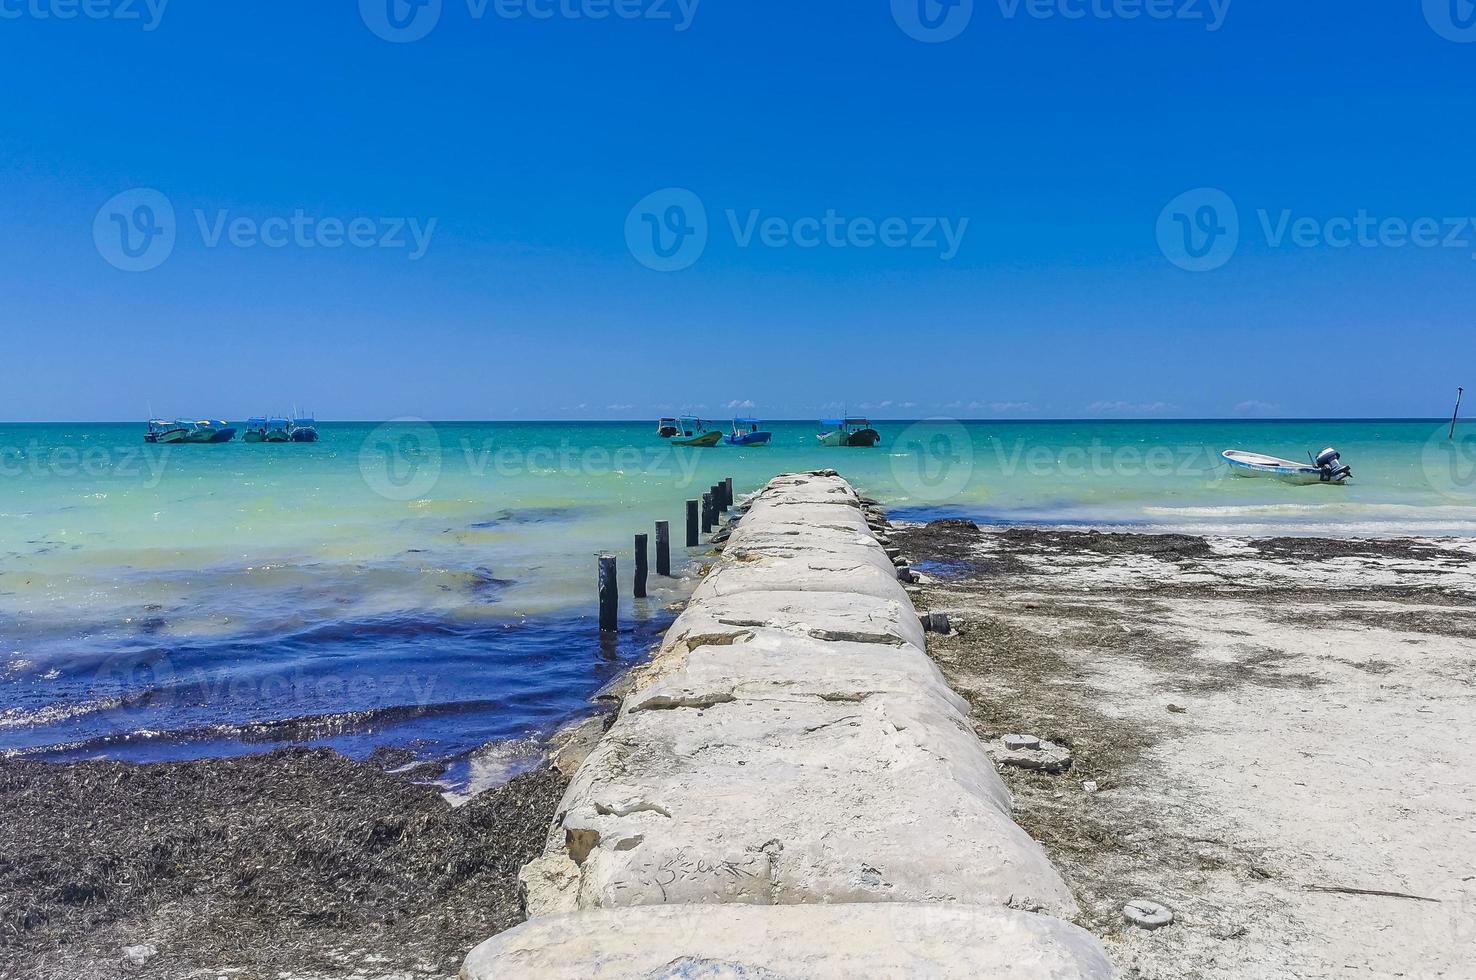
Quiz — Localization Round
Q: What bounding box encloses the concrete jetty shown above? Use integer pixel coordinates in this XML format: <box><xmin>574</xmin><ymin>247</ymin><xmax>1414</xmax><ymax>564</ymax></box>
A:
<box><xmin>462</xmin><ymin>471</ymin><xmax>1114</xmax><ymax>978</ymax></box>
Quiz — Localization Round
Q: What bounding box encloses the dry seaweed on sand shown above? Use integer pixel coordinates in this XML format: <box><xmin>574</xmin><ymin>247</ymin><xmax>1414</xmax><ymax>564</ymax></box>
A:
<box><xmin>0</xmin><ymin>748</ymin><xmax>567</xmax><ymax>980</ymax></box>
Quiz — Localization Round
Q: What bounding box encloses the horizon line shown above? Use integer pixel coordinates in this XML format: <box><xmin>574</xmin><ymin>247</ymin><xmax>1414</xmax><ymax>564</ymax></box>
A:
<box><xmin>0</xmin><ymin>417</ymin><xmax>1457</xmax><ymax>425</ymax></box>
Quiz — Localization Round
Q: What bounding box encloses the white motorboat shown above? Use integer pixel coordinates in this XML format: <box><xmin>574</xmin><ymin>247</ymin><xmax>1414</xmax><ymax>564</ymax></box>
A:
<box><xmin>1221</xmin><ymin>447</ymin><xmax>1352</xmax><ymax>485</ymax></box>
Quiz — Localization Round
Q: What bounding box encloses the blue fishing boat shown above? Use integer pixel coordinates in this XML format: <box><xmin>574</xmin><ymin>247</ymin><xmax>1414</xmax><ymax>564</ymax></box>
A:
<box><xmin>184</xmin><ymin>420</ymin><xmax>238</xmax><ymax>443</ymax></box>
<box><xmin>725</xmin><ymin>418</ymin><xmax>772</xmax><ymax>446</ymax></box>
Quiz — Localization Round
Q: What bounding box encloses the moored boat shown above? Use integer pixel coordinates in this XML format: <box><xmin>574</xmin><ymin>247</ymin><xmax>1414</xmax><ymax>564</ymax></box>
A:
<box><xmin>725</xmin><ymin>418</ymin><xmax>772</xmax><ymax>446</ymax></box>
<box><xmin>145</xmin><ymin>419</ymin><xmax>190</xmax><ymax>444</ymax></box>
<box><xmin>182</xmin><ymin>420</ymin><xmax>237</xmax><ymax>443</ymax></box>
<box><xmin>263</xmin><ymin>418</ymin><xmax>292</xmax><ymax>442</ymax></box>
<box><xmin>657</xmin><ymin>418</ymin><xmax>680</xmax><ymax>438</ymax></box>
<box><xmin>1222</xmin><ymin>448</ymin><xmax>1352</xmax><ymax>485</ymax></box>
<box><xmin>670</xmin><ymin>417</ymin><xmax>722</xmax><ymax>447</ymax></box>
<box><xmin>290</xmin><ymin>417</ymin><xmax>320</xmax><ymax>442</ymax></box>
<box><xmin>243</xmin><ymin>418</ymin><xmax>268</xmax><ymax>443</ymax></box>
<box><xmin>817</xmin><ymin>417</ymin><xmax>880</xmax><ymax>448</ymax></box>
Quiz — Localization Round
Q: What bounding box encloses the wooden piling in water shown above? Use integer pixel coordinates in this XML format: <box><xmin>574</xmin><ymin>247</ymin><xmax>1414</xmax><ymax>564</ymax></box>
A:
<box><xmin>655</xmin><ymin>521</ymin><xmax>671</xmax><ymax>576</ymax></box>
<box><xmin>701</xmin><ymin>493</ymin><xmax>714</xmax><ymax>534</ymax></box>
<box><xmin>634</xmin><ymin>533</ymin><xmax>648</xmax><ymax>599</ymax></box>
<box><xmin>686</xmin><ymin>500</ymin><xmax>699</xmax><ymax>547</ymax></box>
<box><xmin>725</xmin><ymin>477</ymin><xmax>735</xmax><ymax>510</ymax></box>
<box><xmin>598</xmin><ymin>554</ymin><xmax>617</xmax><ymax>633</ymax></box>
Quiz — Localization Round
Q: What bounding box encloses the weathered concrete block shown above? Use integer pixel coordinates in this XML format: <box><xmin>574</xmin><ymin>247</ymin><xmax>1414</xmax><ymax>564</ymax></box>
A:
<box><xmin>693</xmin><ymin>556</ymin><xmax>909</xmax><ymax>604</ymax></box>
<box><xmin>462</xmin><ymin>904</ymin><xmax>1116</xmax><ymax>980</ymax></box>
<box><xmin>542</xmin><ymin>688</ymin><xmax>1074</xmax><ymax>915</ymax></box>
<box><xmin>632</xmin><ymin>633</ymin><xmax>966</xmax><ymax>717</ymax></box>
<box><xmin>659</xmin><ymin>591</ymin><xmax>927</xmax><ymax>657</ymax></box>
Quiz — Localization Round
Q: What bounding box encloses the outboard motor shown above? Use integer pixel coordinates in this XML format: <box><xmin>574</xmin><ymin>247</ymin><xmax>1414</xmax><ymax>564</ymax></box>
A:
<box><xmin>1314</xmin><ymin>447</ymin><xmax>1352</xmax><ymax>483</ymax></box>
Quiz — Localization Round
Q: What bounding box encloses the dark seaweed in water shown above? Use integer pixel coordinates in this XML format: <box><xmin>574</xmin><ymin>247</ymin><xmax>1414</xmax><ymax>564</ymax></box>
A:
<box><xmin>0</xmin><ymin>749</ymin><xmax>567</xmax><ymax>979</ymax></box>
<box><xmin>1251</xmin><ymin>537</ymin><xmax>1468</xmax><ymax>562</ymax></box>
<box><xmin>893</xmin><ymin>520</ymin><xmax>1214</xmax><ymax>580</ymax></box>
<box><xmin>468</xmin><ymin>505</ymin><xmax>592</xmax><ymax>529</ymax></box>
<box><xmin>999</xmin><ymin>527</ymin><xmax>1213</xmax><ymax>560</ymax></box>
<box><xmin>2</xmin><ymin>610</ymin><xmax>674</xmax><ymax>770</ymax></box>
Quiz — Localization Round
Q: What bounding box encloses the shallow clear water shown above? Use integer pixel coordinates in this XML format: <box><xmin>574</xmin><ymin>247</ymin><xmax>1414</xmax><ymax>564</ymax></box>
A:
<box><xmin>2</xmin><ymin>419</ymin><xmax>1472</xmax><ymax>767</ymax></box>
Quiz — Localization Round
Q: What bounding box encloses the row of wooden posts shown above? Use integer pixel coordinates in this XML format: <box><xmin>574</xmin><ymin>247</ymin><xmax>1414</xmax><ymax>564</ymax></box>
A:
<box><xmin>598</xmin><ymin>476</ymin><xmax>735</xmax><ymax>633</ymax></box>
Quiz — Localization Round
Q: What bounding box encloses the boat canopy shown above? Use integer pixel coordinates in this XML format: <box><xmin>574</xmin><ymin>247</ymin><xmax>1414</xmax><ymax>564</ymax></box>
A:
<box><xmin>819</xmin><ymin>419</ymin><xmax>845</xmax><ymax>428</ymax></box>
<box><xmin>733</xmin><ymin>417</ymin><xmax>760</xmax><ymax>425</ymax></box>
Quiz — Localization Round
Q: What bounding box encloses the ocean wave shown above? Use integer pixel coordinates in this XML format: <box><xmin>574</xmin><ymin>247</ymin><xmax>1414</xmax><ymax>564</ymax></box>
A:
<box><xmin>6</xmin><ymin>698</ymin><xmax>511</xmax><ymax>760</ymax></box>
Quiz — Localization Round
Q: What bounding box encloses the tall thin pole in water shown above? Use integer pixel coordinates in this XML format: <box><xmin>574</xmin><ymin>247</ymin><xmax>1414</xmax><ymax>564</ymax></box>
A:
<box><xmin>1453</xmin><ymin>387</ymin><xmax>1465</xmax><ymax>440</ymax></box>
<box><xmin>634</xmin><ymin>533</ymin><xmax>648</xmax><ymax>599</ymax></box>
<box><xmin>598</xmin><ymin>554</ymin><xmax>618</xmax><ymax>633</ymax></box>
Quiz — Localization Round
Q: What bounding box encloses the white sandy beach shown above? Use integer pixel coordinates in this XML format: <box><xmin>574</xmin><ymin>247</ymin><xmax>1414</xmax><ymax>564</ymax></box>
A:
<box><xmin>898</xmin><ymin>525</ymin><xmax>1476</xmax><ymax>979</ymax></box>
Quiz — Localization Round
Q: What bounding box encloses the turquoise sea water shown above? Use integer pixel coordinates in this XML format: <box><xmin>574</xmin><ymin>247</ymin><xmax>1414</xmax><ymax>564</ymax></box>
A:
<box><xmin>2</xmin><ymin>419</ymin><xmax>1472</xmax><ymax>769</ymax></box>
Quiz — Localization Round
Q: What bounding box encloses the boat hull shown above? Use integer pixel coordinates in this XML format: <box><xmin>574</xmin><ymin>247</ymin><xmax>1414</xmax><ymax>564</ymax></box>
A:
<box><xmin>183</xmin><ymin>427</ymin><xmax>237</xmax><ymax>444</ymax></box>
<box><xmin>673</xmin><ymin>431</ymin><xmax>723</xmax><ymax>447</ymax></box>
<box><xmin>725</xmin><ymin>431</ymin><xmax>772</xmax><ymax>446</ymax></box>
<box><xmin>1222</xmin><ymin>451</ymin><xmax>1350</xmax><ymax>485</ymax></box>
<box><xmin>290</xmin><ymin>428</ymin><xmax>320</xmax><ymax>443</ymax></box>
<box><xmin>818</xmin><ymin>428</ymin><xmax>880</xmax><ymax>448</ymax></box>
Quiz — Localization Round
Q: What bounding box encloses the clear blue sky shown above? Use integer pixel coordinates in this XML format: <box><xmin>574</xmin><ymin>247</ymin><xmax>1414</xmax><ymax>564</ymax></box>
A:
<box><xmin>1</xmin><ymin>1</ymin><xmax>1471</xmax><ymax>421</ymax></box>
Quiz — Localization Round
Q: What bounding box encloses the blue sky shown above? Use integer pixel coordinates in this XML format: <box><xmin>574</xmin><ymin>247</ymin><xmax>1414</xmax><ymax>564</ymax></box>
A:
<box><xmin>1</xmin><ymin>1</ymin><xmax>1472</xmax><ymax>421</ymax></box>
